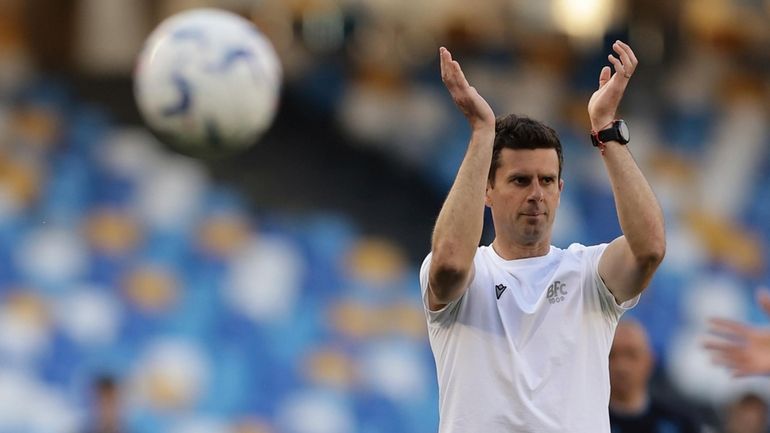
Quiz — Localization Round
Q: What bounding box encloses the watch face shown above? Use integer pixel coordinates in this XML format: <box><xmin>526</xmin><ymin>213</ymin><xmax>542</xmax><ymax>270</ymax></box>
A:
<box><xmin>617</xmin><ymin>120</ymin><xmax>630</xmax><ymax>142</ymax></box>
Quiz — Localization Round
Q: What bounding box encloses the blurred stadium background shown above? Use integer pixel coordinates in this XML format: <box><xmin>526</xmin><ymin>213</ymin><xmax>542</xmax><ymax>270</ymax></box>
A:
<box><xmin>0</xmin><ymin>0</ymin><xmax>769</xmax><ymax>432</ymax></box>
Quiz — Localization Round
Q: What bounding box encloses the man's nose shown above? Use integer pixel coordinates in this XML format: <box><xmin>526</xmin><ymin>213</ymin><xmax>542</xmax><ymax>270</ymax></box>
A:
<box><xmin>528</xmin><ymin>183</ymin><xmax>544</xmax><ymax>202</ymax></box>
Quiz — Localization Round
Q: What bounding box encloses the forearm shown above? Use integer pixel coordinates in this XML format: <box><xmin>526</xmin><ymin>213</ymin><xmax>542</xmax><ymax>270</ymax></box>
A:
<box><xmin>602</xmin><ymin>143</ymin><xmax>665</xmax><ymax>261</ymax></box>
<box><xmin>432</xmin><ymin>128</ymin><xmax>495</xmax><ymax>271</ymax></box>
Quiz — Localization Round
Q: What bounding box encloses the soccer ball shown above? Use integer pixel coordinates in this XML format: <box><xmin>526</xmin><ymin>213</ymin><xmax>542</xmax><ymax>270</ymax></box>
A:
<box><xmin>134</xmin><ymin>8</ymin><xmax>282</xmax><ymax>155</ymax></box>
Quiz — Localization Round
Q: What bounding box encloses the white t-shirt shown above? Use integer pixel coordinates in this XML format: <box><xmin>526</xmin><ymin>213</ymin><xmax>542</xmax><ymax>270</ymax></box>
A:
<box><xmin>419</xmin><ymin>243</ymin><xmax>638</xmax><ymax>433</ymax></box>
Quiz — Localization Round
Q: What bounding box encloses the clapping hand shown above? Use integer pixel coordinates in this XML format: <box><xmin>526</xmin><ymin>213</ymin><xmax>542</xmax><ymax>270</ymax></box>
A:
<box><xmin>705</xmin><ymin>288</ymin><xmax>770</xmax><ymax>377</ymax></box>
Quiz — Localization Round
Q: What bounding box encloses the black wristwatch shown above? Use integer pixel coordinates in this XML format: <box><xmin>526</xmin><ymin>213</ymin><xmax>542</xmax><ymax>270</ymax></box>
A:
<box><xmin>590</xmin><ymin>119</ymin><xmax>630</xmax><ymax>147</ymax></box>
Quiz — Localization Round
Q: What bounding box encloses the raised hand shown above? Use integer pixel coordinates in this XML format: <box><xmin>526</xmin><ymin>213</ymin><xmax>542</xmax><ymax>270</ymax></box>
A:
<box><xmin>439</xmin><ymin>47</ymin><xmax>495</xmax><ymax>131</ymax></box>
<box><xmin>704</xmin><ymin>288</ymin><xmax>770</xmax><ymax>377</ymax></box>
<box><xmin>587</xmin><ymin>40</ymin><xmax>638</xmax><ymax>131</ymax></box>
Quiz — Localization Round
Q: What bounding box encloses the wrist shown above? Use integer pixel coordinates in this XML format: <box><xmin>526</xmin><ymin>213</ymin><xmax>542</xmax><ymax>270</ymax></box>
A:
<box><xmin>471</xmin><ymin>124</ymin><xmax>495</xmax><ymax>138</ymax></box>
<box><xmin>590</xmin><ymin>119</ymin><xmax>629</xmax><ymax>154</ymax></box>
<box><xmin>590</xmin><ymin>118</ymin><xmax>614</xmax><ymax>132</ymax></box>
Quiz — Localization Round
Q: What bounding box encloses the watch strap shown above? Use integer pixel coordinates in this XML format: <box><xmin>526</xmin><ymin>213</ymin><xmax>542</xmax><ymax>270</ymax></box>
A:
<box><xmin>590</xmin><ymin>119</ymin><xmax>627</xmax><ymax>153</ymax></box>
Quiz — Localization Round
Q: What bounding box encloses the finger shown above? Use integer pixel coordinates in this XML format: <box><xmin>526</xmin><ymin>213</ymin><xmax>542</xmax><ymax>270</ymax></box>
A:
<box><xmin>598</xmin><ymin>66</ymin><xmax>611</xmax><ymax>88</ymax></box>
<box><xmin>612</xmin><ymin>41</ymin><xmax>634</xmax><ymax>77</ymax></box>
<box><xmin>440</xmin><ymin>47</ymin><xmax>452</xmax><ymax>82</ymax></box>
<box><xmin>617</xmin><ymin>40</ymin><xmax>639</xmax><ymax>70</ymax></box>
<box><xmin>703</xmin><ymin>339</ymin><xmax>741</xmax><ymax>353</ymax></box>
<box><xmin>614</xmin><ymin>40</ymin><xmax>638</xmax><ymax>71</ymax></box>
<box><xmin>709</xmin><ymin>350</ymin><xmax>739</xmax><ymax>368</ymax></box>
<box><xmin>444</xmin><ymin>61</ymin><xmax>470</xmax><ymax>96</ymax></box>
<box><xmin>709</xmin><ymin>318</ymin><xmax>752</xmax><ymax>337</ymax></box>
<box><xmin>440</xmin><ymin>47</ymin><xmax>462</xmax><ymax>85</ymax></box>
<box><xmin>716</xmin><ymin>348</ymin><xmax>750</xmax><ymax>366</ymax></box>
<box><xmin>703</xmin><ymin>340</ymin><xmax>743</xmax><ymax>359</ymax></box>
<box><xmin>441</xmin><ymin>50</ymin><xmax>470</xmax><ymax>91</ymax></box>
<box><xmin>607</xmin><ymin>54</ymin><xmax>629</xmax><ymax>80</ymax></box>
<box><xmin>707</xmin><ymin>328</ymin><xmax>744</xmax><ymax>342</ymax></box>
<box><xmin>452</xmin><ymin>61</ymin><xmax>470</xmax><ymax>88</ymax></box>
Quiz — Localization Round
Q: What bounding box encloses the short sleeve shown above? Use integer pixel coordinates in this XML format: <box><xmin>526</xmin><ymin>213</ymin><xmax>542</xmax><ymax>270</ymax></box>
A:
<box><xmin>582</xmin><ymin>244</ymin><xmax>639</xmax><ymax>320</ymax></box>
<box><xmin>419</xmin><ymin>253</ymin><xmax>462</xmax><ymax>326</ymax></box>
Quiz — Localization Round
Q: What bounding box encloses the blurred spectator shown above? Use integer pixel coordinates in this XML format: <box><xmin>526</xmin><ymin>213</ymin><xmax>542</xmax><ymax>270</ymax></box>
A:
<box><xmin>86</xmin><ymin>375</ymin><xmax>124</xmax><ymax>433</ymax></box>
<box><xmin>721</xmin><ymin>393</ymin><xmax>768</xmax><ymax>433</ymax></box>
<box><xmin>609</xmin><ymin>319</ymin><xmax>702</xmax><ymax>433</ymax></box>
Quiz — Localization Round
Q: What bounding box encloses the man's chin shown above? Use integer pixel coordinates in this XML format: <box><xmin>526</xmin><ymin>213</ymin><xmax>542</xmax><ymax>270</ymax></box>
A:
<box><xmin>518</xmin><ymin>229</ymin><xmax>545</xmax><ymax>245</ymax></box>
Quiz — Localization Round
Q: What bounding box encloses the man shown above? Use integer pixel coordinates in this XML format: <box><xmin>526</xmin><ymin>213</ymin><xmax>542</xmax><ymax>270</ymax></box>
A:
<box><xmin>419</xmin><ymin>41</ymin><xmax>665</xmax><ymax>433</ymax></box>
<box><xmin>705</xmin><ymin>287</ymin><xmax>770</xmax><ymax>377</ymax></box>
<box><xmin>609</xmin><ymin>320</ymin><xmax>701</xmax><ymax>433</ymax></box>
<box><xmin>722</xmin><ymin>393</ymin><xmax>768</xmax><ymax>433</ymax></box>
<box><xmin>84</xmin><ymin>375</ymin><xmax>124</xmax><ymax>433</ymax></box>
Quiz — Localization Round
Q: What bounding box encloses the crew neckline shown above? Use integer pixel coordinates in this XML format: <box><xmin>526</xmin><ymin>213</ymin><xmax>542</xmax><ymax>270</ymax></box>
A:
<box><xmin>487</xmin><ymin>244</ymin><xmax>557</xmax><ymax>267</ymax></box>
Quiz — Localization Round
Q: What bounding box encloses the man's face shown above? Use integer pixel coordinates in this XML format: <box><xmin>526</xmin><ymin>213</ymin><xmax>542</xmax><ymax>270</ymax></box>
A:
<box><xmin>609</xmin><ymin>323</ymin><xmax>653</xmax><ymax>398</ymax></box>
<box><xmin>486</xmin><ymin>148</ymin><xmax>563</xmax><ymax>246</ymax></box>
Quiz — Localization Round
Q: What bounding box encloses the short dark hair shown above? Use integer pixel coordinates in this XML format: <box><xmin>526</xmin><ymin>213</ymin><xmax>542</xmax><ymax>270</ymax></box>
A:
<box><xmin>489</xmin><ymin>114</ymin><xmax>564</xmax><ymax>184</ymax></box>
<box><xmin>732</xmin><ymin>393</ymin><xmax>768</xmax><ymax>411</ymax></box>
<box><xmin>94</xmin><ymin>375</ymin><xmax>118</xmax><ymax>394</ymax></box>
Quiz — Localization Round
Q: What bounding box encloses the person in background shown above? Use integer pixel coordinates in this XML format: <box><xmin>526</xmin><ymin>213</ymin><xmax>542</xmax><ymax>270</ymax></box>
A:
<box><xmin>85</xmin><ymin>375</ymin><xmax>124</xmax><ymax>433</ymax></box>
<box><xmin>721</xmin><ymin>393</ymin><xmax>768</xmax><ymax>433</ymax></box>
<box><xmin>609</xmin><ymin>319</ymin><xmax>702</xmax><ymax>433</ymax></box>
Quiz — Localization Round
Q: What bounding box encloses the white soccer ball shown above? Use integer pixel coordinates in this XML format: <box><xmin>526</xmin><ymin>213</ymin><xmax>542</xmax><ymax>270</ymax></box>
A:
<box><xmin>134</xmin><ymin>8</ymin><xmax>282</xmax><ymax>154</ymax></box>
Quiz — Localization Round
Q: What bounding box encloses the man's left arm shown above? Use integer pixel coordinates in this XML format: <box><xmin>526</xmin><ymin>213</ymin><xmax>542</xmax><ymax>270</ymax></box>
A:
<box><xmin>588</xmin><ymin>41</ymin><xmax>666</xmax><ymax>303</ymax></box>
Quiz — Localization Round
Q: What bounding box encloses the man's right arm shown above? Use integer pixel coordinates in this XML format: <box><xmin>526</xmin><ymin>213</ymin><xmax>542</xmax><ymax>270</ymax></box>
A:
<box><xmin>428</xmin><ymin>47</ymin><xmax>495</xmax><ymax>310</ymax></box>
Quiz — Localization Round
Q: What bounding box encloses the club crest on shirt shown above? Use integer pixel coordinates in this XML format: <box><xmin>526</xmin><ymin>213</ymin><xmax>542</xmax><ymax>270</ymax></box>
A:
<box><xmin>547</xmin><ymin>280</ymin><xmax>568</xmax><ymax>304</ymax></box>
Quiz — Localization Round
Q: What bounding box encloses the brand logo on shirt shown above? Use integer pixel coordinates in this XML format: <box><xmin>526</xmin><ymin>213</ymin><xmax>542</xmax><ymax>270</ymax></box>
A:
<box><xmin>546</xmin><ymin>280</ymin><xmax>568</xmax><ymax>304</ymax></box>
<box><xmin>495</xmin><ymin>283</ymin><xmax>507</xmax><ymax>300</ymax></box>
